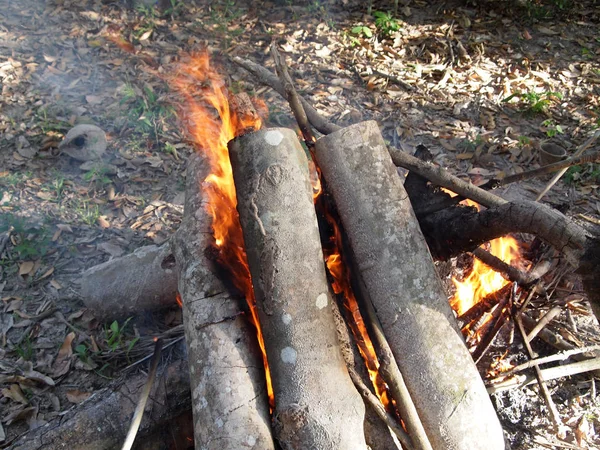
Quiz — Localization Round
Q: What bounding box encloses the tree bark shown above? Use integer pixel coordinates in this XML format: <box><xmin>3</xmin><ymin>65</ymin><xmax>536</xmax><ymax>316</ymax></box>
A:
<box><xmin>8</xmin><ymin>359</ymin><xmax>190</xmax><ymax>450</ymax></box>
<box><xmin>314</xmin><ymin>121</ymin><xmax>505</xmax><ymax>450</ymax></box>
<box><xmin>229</xmin><ymin>128</ymin><xmax>367</xmax><ymax>450</ymax></box>
<box><xmin>170</xmin><ymin>153</ymin><xmax>274</xmax><ymax>450</ymax></box>
<box><xmin>81</xmin><ymin>244</ymin><xmax>177</xmax><ymax>321</ymax></box>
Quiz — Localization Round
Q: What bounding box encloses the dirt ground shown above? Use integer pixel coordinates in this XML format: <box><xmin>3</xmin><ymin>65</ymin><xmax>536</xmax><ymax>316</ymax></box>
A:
<box><xmin>1</xmin><ymin>0</ymin><xmax>600</xmax><ymax>448</ymax></box>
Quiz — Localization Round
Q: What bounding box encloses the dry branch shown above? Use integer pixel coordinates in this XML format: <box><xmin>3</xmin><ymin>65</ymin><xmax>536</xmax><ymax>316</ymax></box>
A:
<box><xmin>314</xmin><ymin>121</ymin><xmax>504</xmax><ymax>450</ymax></box>
<box><xmin>170</xmin><ymin>153</ymin><xmax>274</xmax><ymax>450</ymax></box>
<box><xmin>8</xmin><ymin>359</ymin><xmax>190</xmax><ymax>450</ymax></box>
<box><xmin>229</xmin><ymin>127</ymin><xmax>367</xmax><ymax>449</ymax></box>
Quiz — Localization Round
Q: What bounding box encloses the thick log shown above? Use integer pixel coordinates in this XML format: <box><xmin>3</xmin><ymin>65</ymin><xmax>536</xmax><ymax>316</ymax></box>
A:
<box><xmin>170</xmin><ymin>154</ymin><xmax>274</xmax><ymax>450</ymax></box>
<box><xmin>229</xmin><ymin>128</ymin><xmax>367</xmax><ymax>450</ymax></box>
<box><xmin>81</xmin><ymin>244</ymin><xmax>178</xmax><ymax>320</ymax></box>
<box><xmin>8</xmin><ymin>359</ymin><xmax>190</xmax><ymax>450</ymax></box>
<box><xmin>314</xmin><ymin>121</ymin><xmax>504</xmax><ymax>450</ymax></box>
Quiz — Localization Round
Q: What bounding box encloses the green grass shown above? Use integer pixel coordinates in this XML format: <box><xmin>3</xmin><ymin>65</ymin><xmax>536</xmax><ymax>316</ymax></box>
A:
<box><xmin>0</xmin><ymin>214</ymin><xmax>51</xmax><ymax>260</ymax></box>
<box><xmin>373</xmin><ymin>11</ymin><xmax>401</xmax><ymax>38</ymax></box>
<box><xmin>120</xmin><ymin>83</ymin><xmax>174</xmax><ymax>138</ymax></box>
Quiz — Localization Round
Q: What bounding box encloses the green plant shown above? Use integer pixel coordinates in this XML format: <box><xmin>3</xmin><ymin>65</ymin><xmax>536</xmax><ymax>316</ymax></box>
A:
<box><xmin>541</xmin><ymin>119</ymin><xmax>564</xmax><ymax>137</ymax></box>
<box><xmin>373</xmin><ymin>11</ymin><xmax>401</xmax><ymax>38</ymax></box>
<box><xmin>15</xmin><ymin>335</ymin><xmax>34</xmax><ymax>361</ymax></box>
<box><xmin>82</xmin><ymin>166</ymin><xmax>112</xmax><ymax>187</ymax></box>
<box><xmin>502</xmin><ymin>90</ymin><xmax>563</xmax><ymax>115</ymax></box>
<box><xmin>459</xmin><ymin>133</ymin><xmax>484</xmax><ymax>152</ymax></box>
<box><xmin>104</xmin><ymin>318</ymin><xmax>139</xmax><ymax>355</ymax></box>
<box><xmin>351</xmin><ymin>25</ymin><xmax>373</xmax><ymax>38</ymax></box>
<box><xmin>565</xmin><ymin>164</ymin><xmax>600</xmax><ymax>184</ymax></box>
<box><xmin>74</xmin><ymin>201</ymin><xmax>100</xmax><ymax>226</ymax></box>
<box><xmin>0</xmin><ymin>214</ymin><xmax>51</xmax><ymax>260</ymax></box>
<box><xmin>518</xmin><ymin>135</ymin><xmax>532</xmax><ymax>147</ymax></box>
<box><xmin>121</xmin><ymin>83</ymin><xmax>174</xmax><ymax>137</ymax></box>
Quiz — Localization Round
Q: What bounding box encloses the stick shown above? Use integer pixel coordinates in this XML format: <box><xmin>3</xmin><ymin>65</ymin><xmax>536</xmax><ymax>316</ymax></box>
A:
<box><xmin>526</xmin><ymin>306</ymin><xmax>562</xmax><ymax>343</ymax></box>
<box><xmin>232</xmin><ymin>56</ymin><xmax>340</xmax><ymax>135</ymax></box>
<box><xmin>488</xmin><ymin>357</ymin><xmax>600</xmax><ymax>394</ymax></box>
<box><xmin>347</xmin><ymin>367</ymin><xmax>414</xmax><ymax>450</ymax></box>
<box><xmin>536</xmin><ymin>130</ymin><xmax>600</xmax><ymax>201</ymax></box>
<box><xmin>485</xmin><ymin>150</ymin><xmax>600</xmax><ymax>189</ymax></box>
<box><xmin>122</xmin><ymin>338</ymin><xmax>163</xmax><ymax>450</ymax></box>
<box><xmin>472</xmin><ymin>248</ymin><xmax>533</xmax><ymax>286</ymax></box>
<box><xmin>503</xmin><ymin>345</ymin><xmax>600</xmax><ymax>376</ymax></box>
<box><xmin>270</xmin><ymin>44</ymin><xmax>316</xmax><ymax>146</ymax></box>
<box><xmin>515</xmin><ymin>313</ymin><xmax>562</xmax><ymax>429</ymax></box>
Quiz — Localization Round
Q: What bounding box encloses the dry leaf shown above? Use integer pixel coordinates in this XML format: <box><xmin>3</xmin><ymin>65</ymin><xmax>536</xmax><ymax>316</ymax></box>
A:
<box><xmin>49</xmin><ymin>280</ymin><xmax>62</xmax><ymax>290</ymax></box>
<box><xmin>1</xmin><ymin>384</ymin><xmax>28</xmax><ymax>404</ymax></box>
<box><xmin>51</xmin><ymin>332</ymin><xmax>75</xmax><ymax>377</ymax></box>
<box><xmin>38</xmin><ymin>267</ymin><xmax>54</xmax><ymax>280</ymax></box>
<box><xmin>19</xmin><ymin>261</ymin><xmax>35</xmax><ymax>276</ymax></box>
<box><xmin>66</xmin><ymin>390</ymin><xmax>92</xmax><ymax>404</ymax></box>
<box><xmin>97</xmin><ymin>216</ymin><xmax>110</xmax><ymax>228</ymax></box>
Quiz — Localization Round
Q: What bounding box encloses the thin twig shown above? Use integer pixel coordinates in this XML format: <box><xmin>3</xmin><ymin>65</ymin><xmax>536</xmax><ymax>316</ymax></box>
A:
<box><xmin>347</xmin><ymin>367</ymin><xmax>414</xmax><ymax>450</ymax></box>
<box><xmin>526</xmin><ymin>306</ymin><xmax>562</xmax><ymax>343</ymax></box>
<box><xmin>536</xmin><ymin>131</ymin><xmax>600</xmax><ymax>201</ymax></box>
<box><xmin>485</xmin><ymin>150</ymin><xmax>600</xmax><ymax>189</ymax></box>
<box><xmin>472</xmin><ymin>248</ymin><xmax>533</xmax><ymax>286</ymax></box>
<box><xmin>515</xmin><ymin>313</ymin><xmax>562</xmax><ymax>429</ymax></box>
<box><xmin>503</xmin><ymin>344</ymin><xmax>600</xmax><ymax>376</ymax></box>
<box><xmin>270</xmin><ymin>44</ymin><xmax>316</xmax><ymax>146</ymax></box>
<box><xmin>487</xmin><ymin>357</ymin><xmax>600</xmax><ymax>395</ymax></box>
<box><xmin>370</xmin><ymin>68</ymin><xmax>414</xmax><ymax>92</ymax></box>
<box><xmin>122</xmin><ymin>338</ymin><xmax>163</xmax><ymax>450</ymax></box>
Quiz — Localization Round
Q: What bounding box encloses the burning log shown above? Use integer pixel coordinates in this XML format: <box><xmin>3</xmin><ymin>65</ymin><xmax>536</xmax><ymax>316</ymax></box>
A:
<box><xmin>8</xmin><ymin>359</ymin><xmax>190</xmax><ymax>450</ymax></box>
<box><xmin>81</xmin><ymin>244</ymin><xmax>178</xmax><ymax>320</ymax></box>
<box><xmin>170</xmin><ymin>154</ymin><xmax>274</xmax><ymax>450</ymax></box>
<box><xmin>228</xmin><ymin>128</ymin><xmax>368</xmax><ymax>449</ymax></box>
<box><xmin>314</xmin><ymin>120</ymin><xmax>505</xmax><ymax>450</ymax></box>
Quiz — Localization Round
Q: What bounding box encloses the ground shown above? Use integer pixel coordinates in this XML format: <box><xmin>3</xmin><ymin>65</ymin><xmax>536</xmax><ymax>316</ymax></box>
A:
<box><xmin>1</xmin><ymin>0</ymin><xmax>600</xmax><ymax>448</ymax></box>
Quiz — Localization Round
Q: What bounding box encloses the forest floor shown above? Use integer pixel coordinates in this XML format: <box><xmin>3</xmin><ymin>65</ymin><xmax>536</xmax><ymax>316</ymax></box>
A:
<box><xmin>1</xmin><ymin>0</ymin><xmax>600</xmax><ymax>448</ymax></box>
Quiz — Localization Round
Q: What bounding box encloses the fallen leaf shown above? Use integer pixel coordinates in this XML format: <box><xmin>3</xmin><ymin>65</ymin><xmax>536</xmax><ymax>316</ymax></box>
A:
<box><xmin>51</xmin><ymin>332</ymin><xmax>75</xmax><ymax>377</ymax></box>
<box><xmin>38</xmin><ymin>267</ymin><xmax>54</xmax><ymax>280</ymax></box>
<box><xmin>19</xmin><ymin>261</ymin><xmax>35</xmax><ymax>276</ymax></box>
<box><xmin>49</xmin><ymin>280</ymin><xmax>62</xmax><ymax>290</ymax></box>
<box><xmin>1</xmin><ymin>384</ymin><xmax>28</xmax><ymax>404</ymax></box>
<box><xmin>97</xmin><ymin>216</ymin><xmax>110</xmax><ymax>228</ymax></box>
<box><xmin>66</xmin><ymin>390</ymin><xmax>92</xmax><ymax>404</ymax></box>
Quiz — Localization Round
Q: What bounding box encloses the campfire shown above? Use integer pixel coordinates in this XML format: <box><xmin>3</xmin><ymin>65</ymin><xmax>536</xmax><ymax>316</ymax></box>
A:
<box><xmin>62</xmin><ymin>50</ymin><xmax>600</xmax><ymax>450</ymax></box>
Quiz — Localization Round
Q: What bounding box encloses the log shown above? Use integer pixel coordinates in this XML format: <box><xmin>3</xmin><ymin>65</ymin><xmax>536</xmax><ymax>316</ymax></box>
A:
<box><xmin>81</xmin><ymin>244</ymin><xmax>178</xmax><ymax>320</ymax></box>
<box><xmin>229</xmin><ymin>128</ymin><xmax>367</xmax><ymax>449</ymax></box>
<box><xmin>7</xmin><ymin>359</ymin><xmax>190</xmax><ymax>450</ymax></box>
<box><xmin>314</xmin><ymin>121</ymin><xmax>505</xmax><ymax>450</ymax></box>
<box><xmin>170</xmin><ymin>153</ymin><xmax>274</xmax><ymax>450</ymax></box>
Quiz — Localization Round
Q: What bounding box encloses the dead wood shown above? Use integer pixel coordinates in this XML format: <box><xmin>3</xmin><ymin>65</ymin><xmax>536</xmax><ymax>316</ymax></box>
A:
<box><xmin>170</xmin><ymin>153</ymin><xmax>274</xmax><ymax>450</ymax></box>
<box><xmin>229</xmin><ymin>127</ymin><xmax>367</xmax><ymax>449</ymax></box>
<box><xmin>418</xmin><ymin>200</ymin><xmax>600</xmax><ymax>319</ymax></box>
<box><xmin>81</xmin><ymin>244</ymin><xmax>178</xmax><ymax>321</ymax></box>
<box><xmin>314</xmin><ymin>121</ymin><xmax>505</xmax><ymax>450</ymax></box>
<box><xmin>7</xmin><ymin>359</ymin><xmax>190</xmax><ymax>450</ymax></box>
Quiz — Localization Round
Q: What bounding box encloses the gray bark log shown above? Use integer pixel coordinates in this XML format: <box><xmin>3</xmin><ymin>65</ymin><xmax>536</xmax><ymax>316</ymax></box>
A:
<box><xmin>314</xmin><ymin>121</ymin><xmax>505</xmax><ymax>450</ymax></box>
<box><xmin>8</xmin><ymin>359</ymin><xmax>190</xmax><ymax>450</ymax></box>
<box><xmin>170</xmin><ymin>153</ymin><xmax>274</xmax><ymax>450</ymax></box>
<box><xmin>81</xmin><ymin>244</ymin><xmax>178</xmax><ymax>321</ymax></box>
<box><xmin>229</xmin><ymin>128</ymin><xmax>367</xmax><ymax>450</ymax></box>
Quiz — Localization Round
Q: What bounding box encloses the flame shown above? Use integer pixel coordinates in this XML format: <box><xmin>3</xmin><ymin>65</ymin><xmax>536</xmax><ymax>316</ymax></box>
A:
<box><xmin>310</xmin><ymin>167</ymin><xmax>389</xmax><ymax>408</ymax></box>
<box><xmin>172</xmin><ymin>53</ymin><xmax>272</xmax><ymax>404</ymax></box>
<box><xmin>450</xmin><ymin>198</ymin><xmax>522</xmax><ymax>317</ymax></box>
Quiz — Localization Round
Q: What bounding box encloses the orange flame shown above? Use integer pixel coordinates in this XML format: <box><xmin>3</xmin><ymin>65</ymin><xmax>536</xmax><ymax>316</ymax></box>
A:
<box><xmin>310</xmin><ymin>167</ymin><xmax>389</xmax><ymax>408</ymax></box>
<box><xmin>172</xmin><ymin>53</ymin><xmax>272</xmax><ymax>404</ymax></box>
<box><xmin>450</xmin><ymin>198</ymin><xmax>522</xmax><ymax>317</ymax></box>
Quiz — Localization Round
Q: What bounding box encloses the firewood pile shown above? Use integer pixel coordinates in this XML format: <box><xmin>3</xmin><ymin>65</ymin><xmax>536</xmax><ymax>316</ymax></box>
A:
<box><xmin>12</xmin><ymin>49</ymin><xmax>600</xmax><ymax>450</ymax></box>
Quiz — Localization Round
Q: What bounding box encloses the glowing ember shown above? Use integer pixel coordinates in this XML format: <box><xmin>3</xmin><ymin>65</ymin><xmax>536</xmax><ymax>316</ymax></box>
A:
<box><xmin>172</xmin><ymin>53</ymin><xmax>272</xmax><ymax>403</ymax></box>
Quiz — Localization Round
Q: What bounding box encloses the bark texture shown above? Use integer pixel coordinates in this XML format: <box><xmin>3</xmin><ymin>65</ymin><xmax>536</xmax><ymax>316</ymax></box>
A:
<box><xmin>170</xmin><ymin>153</ymin><xmax>274</xmax><ymax>450</ymax></box>
<box><xmin>314</xmin><ymin>121</ymin><xmax>504</xmax><ymax>450</ymax></box>
<box><xmin>229</xmin><ymin>128</ymin><xmax>367</xmax><ymax>450</ymax></box>
<box><xmin>8</xmin><ymin>359</ymin><xmax>190</xmax><ymax>450</ymax></box>
<box><xmin>81</xmin><ymin>244</ymin><xmax>177</xmax><ymax>320</ymax></box>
